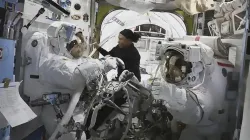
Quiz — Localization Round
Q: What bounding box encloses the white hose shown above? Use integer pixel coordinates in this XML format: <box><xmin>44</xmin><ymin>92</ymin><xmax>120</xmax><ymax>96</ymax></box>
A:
<box><xmin>49</xmin><ymin>90</ymin><xmax>82</xmax><ymax>140</ymax></box>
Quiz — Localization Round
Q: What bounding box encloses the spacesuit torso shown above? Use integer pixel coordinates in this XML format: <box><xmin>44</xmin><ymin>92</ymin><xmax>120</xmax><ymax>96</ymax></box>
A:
<box><xmin>143</xmin><ymin>40</ymin><xmax>234</xmax><ymax>140</ymax></box>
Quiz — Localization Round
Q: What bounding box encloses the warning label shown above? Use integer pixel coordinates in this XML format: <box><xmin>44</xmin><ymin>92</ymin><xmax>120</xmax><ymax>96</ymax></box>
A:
<box><xmin>0</xmin><ymin>48</ymin><xmax>2</xmax><ymax>60</ymax></box>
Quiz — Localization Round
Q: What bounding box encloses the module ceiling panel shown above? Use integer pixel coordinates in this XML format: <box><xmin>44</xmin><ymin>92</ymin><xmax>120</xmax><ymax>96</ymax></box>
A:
<box><xmin>99</xmin><ymin>0</ymin><xmax>178</xmax><ymax>12</ymax></box>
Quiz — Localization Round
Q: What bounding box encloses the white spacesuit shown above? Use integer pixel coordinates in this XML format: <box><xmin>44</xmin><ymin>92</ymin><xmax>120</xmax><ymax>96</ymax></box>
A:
<box><xmin>22</xmin><ymin>21</ymin><xmax>124</xmax><ymax>140</ymax></box>
<box><xmin>142</xmin><ymin>40</ymin><xmax>234</xmax><ymax>140</ymax></box>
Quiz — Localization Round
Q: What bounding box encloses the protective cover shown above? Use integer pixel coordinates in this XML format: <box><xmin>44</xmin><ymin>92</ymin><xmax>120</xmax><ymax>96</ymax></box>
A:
<box><xmin>105</xmin><ymin>0</ymin><xmax>155</xmax><ymax>14</ymax></box>
<box><xmin>175</xmin><ymin>0</ymin><xmax>215</xmax><ymax>15</ymax></box>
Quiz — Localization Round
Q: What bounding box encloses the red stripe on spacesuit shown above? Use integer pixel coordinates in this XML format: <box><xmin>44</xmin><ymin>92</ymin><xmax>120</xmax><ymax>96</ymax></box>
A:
<box><xmin>217</xmin><ymin>62</ymin><xmax>234</xmax><ymax>68</ymax></box>
<box><xmin>195</xmin><ymin>36</ymin><xmax>200</xmax><ymax>41</ymax></box>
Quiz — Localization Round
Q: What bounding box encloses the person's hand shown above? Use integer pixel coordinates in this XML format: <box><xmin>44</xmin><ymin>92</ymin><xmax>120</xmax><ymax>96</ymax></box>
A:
<box><xmin>92</xmin><ymin>37</ymin><xmax>100</xmax><ymax>50</ymax></box>
<box><xmin>119</xmin><ymin>70</ymin><xmax>134</xmax><ymax>82</ymax></box>
<box><xmin>93</xmin><ymin>43</ymin><xmax>100</xmax><ymax>50</ymax></box>
<box><xmin>100</xmin><ymin>56</ymin><xmax>125</xmax><ymax>73</ymax></box>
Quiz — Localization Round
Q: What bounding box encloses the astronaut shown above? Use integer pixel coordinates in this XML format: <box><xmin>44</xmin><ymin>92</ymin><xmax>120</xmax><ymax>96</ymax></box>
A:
<box><xmin>22</xmin><ymin>21</ymin><xmax>124</xmax><ymax>140</ymax></box>
<box><xmin>139</xmin><ymin>40</ymin><xmax>234</xmax><ymax>140</ymax></box>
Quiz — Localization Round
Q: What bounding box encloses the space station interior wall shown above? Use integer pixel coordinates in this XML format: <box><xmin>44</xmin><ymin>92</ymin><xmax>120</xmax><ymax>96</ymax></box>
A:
<box><xmin>99</xmin><ymin>10</ymin><xmax>187</xmax><ymax>76</ymax></box>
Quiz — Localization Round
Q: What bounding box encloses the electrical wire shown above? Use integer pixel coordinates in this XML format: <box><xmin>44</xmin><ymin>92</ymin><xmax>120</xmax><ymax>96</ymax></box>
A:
<box><xmin>151</xmin><ymin>63</ymin><xmax>161</xmax><ymax>85</ymax></box>
<box><xmin>121</xmin><ymin>87</ymin><xmax>134</xmax><ymax>140</ymax></box>
<box><xmin>186</xmin><ymin>88</ymin><xmax>204</xmax><ymax>124</ymax></box>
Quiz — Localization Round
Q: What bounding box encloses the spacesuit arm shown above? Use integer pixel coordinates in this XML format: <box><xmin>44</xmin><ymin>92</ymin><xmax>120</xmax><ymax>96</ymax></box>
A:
<box><xmin>76</xmin><ymin>56</ymin><xmax>124</xmax><ymax>89</ymax></box>
<box><xmin>39</xmin><ymin>56</ymin><xmax>88</xmax><ymax>91</ymax></box>
<box><xmin>75</xmin><ymin>58</ymin><xmax>105</xmax><ymax>90</ymax></box>
<box><xmin>160</xmin><ymin>82</ymin><xmax>208</xmax><ymax>125</ymax></box>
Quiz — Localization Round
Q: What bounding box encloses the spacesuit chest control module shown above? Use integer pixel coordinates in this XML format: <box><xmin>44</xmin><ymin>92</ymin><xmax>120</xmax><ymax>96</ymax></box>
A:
<box><xmin>150</xmin><ymin>39</ymin><xmax>234</xmax><ymax>140</ymax></box>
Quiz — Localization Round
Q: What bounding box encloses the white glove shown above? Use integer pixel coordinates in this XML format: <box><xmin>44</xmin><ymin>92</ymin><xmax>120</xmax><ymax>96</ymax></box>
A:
<box><xmin>158</xmin><ymin>81</ymin><xmax>187</xmax><ymax>112</ymax></box>
<box><xmin>119</xmin><ymin>70</ymin><xmax>140</xmax><ymax>83</ymax></box>
<box><xmin>148</xmin><ymin>78</ymin><xmax>162</xmax><ymax>99</ymax></box>
<box><xmin>99</xmin><ymin>56</ymin><xmax>125</xmax><ymax>73</ymax></box>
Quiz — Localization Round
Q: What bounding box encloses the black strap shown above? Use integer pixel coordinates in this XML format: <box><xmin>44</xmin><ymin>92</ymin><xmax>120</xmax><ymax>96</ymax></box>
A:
<box><xmin>30</xmin><ymin>75</ymin><xmax>39</xmax><ymax>79</ymax></box>
<box><xmin>186</xmin><ymin>89</ymin><xmax>204</xmax><ymax>124</ymax></box>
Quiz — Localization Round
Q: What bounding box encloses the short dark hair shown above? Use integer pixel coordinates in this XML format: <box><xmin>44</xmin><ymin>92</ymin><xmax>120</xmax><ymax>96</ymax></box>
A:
<box><xmin>120</xmin><ymin>29</ymin><xmax>141</xmax><ymax>43</ymax></box>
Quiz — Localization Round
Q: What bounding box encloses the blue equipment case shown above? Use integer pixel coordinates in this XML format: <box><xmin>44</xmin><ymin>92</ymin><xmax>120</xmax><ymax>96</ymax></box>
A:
<box><xmin>0</xmin><ymin>38</ymin><xmax>15</xmax><ymax>140</ymax></box>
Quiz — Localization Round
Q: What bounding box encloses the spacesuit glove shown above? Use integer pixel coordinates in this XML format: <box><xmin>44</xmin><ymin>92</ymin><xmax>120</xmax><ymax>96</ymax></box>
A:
<box><xmin>119</xmin><ymin>70</ymin><xmax>134</xmax><ymax>82</ymax></box>
<box><xmin>99</xmin><ymin>56</ymin><xmax>125</xmax><ymax>73</ymax></box>
<box><xmin>158</xmin><ymin>81</ymin><xmax>187</xmax><ymax>111</ymax></box>
<box><xmin>142</xmin><ymin>78</ymin><xmax>161</xmax><ymax>99</ymax></box>
<box><xmin>119</xmin><ymin>70</ymin><xmax>140</xmax><ymax>84</ymax></box>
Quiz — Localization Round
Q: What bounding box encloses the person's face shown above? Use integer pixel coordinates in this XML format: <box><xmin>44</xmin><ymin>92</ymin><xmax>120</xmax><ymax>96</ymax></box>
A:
<box><xmin>70</xmin><ymin>43</ymin><xmax>85</xmax><ymax>59</ymax></box>
<box><xmin>70</xmin><ymin>33</ymin><xmax>86</xmax><ymax>59</ymax></box>
<box><xmin>118</xmin><ymin>34</ymin><xmax>131</xmax><ymax>48</ymax></box>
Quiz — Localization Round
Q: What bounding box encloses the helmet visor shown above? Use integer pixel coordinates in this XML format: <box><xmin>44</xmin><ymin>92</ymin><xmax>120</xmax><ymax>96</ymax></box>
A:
<box><xmin>66</xmin><ymin>33</ymin><xmax>86</xmax><ymax>59</ymax></box>
<box><xmin>160</xmin><ymin>49</ymin><xmax>192</xmax><ymax>84</ymax></box>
